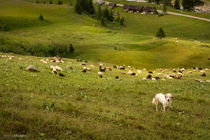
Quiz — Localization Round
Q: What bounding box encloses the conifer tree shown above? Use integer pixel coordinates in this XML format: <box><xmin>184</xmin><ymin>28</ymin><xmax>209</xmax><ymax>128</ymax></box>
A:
<box><xmin>156</xmin><ymin>27</ymin><xmax>166</xmax><ymax>39</ymax></box>
<box><xmin>174</xmin><ymin>0</ymin><xmax>180</xmax><ymax>9</ymax></box>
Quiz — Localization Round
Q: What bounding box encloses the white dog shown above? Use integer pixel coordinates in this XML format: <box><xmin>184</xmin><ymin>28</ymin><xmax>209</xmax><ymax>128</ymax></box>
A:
<box><xmin>152</xmin><ymin>93</ymin><xmax>173</xmax><ymax>112</ymax></box>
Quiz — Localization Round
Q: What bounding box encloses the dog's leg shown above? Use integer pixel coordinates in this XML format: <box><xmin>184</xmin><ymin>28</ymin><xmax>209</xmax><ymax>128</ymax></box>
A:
<box><xmin>156</xmin><ymin>103</ymin><xmax>158</xmax><ymax>112</ymax></box>
<box><xmin>163</xmin><ymin>105</ymin><xmax>166</xmax><ymax>112</ymax></box>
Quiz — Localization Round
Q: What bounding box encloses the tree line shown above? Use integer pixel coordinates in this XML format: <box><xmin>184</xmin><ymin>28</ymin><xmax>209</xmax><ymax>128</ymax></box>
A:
<box><xmin>75</xmin><ymin>0</ymin><xmax>125</xmax><ymax>26</ymax></box>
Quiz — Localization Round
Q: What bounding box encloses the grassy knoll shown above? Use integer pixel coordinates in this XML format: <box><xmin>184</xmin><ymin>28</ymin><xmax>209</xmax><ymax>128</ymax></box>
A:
<box><xmin>0</xmin><ymin>53</ymin><xmax>209</xmax><ymax>139</ymax></box>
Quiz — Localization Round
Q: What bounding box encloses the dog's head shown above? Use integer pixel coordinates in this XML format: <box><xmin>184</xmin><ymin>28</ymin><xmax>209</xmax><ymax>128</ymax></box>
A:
<box><xmin>165</xmin><ymin>93</ymin><xmax>173</xmax><ymax>102</ymax></box>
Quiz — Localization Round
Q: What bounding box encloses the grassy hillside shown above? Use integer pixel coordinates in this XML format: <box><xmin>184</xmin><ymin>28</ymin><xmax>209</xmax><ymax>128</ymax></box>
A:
<box><xmin>0</xmin><ymin>0</ymin><xmax>210</xmax><ymax>69</ymax></box>
<box><xmin>0</xmin><ymin>53</ymin><xmax>209</xmax><ymax>139</ymax></box>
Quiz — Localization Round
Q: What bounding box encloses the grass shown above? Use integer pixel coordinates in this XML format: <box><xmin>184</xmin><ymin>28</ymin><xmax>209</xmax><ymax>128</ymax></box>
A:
<box><xmin>0</xmin><ymin>53</ymin><xmax>209</xmax><ymax>139</ymax></box>
<box><xmin>0</xmin><ymin>0</ymin><xmax>210</xmax><ymax>68</ymax></box>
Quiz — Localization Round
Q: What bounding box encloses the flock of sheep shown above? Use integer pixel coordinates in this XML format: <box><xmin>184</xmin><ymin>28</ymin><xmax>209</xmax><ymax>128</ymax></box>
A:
<box><xmin>0</xmin><ymin>55</ymin><xmax>209</xmax><ymax>83</ymax></box>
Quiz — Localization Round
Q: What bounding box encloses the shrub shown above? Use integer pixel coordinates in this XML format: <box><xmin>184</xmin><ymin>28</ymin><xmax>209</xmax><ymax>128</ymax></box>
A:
<box><xmin>50</xmin><ymin>0</ymin><xmax>53</xmax><ymax>4</ymax></box>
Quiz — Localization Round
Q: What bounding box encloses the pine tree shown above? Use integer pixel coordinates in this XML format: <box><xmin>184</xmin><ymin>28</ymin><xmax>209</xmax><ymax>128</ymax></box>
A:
<box><xmin>97</xmin><ymin>6</ymin><xmax>102</xmax><ymax>19</ymax></box>
<box><xmin>174</xmin><ymin>0</ymin><xmax>180</xmax><ymax>9</ymax></box>
<box><xmin>120</xmin><ymin>17</ymin><xmax>124</xmax><ymax>25</ymax></box>
<box><xmin>75</xmin><ymin>0</ymin><xmax>82</xmax><ymax>14</ymax></box>
<box><xmin>182</xmin><ymin>0</ymin><xmax>194</xmax><ymax>10</ymax></box>
<box><xmin>69</xmin><ymin>44</ymin><xmax>75</xmax><ymax>53</ymax></box>
<box><xmin>163</xmin><ymin>4</ymin><xmax>167</xmax><ymax>14</ymax></box>
<box><xmin>103</xmin><ymin>8</ymin><xmax>110</xmax><ymax>21</ymax></box>
<box><xmin>156</xmin><ymin>27</ymin><xmax>166</xmax><ymax>39</ymax></box>
<box><xmin>87</xmin><ymin>0</ymin><xmax>95</xmax><ymax>14</ymax></box>
<box><xmin>50</xmin><ymin>0</ymin><xmax>52</xmax><ymax>4</ymax></box>
<box><xmin>109</xmin><ymin>10</ymin><xmax>114</xmax><ymax>22</ymax></box>
<box><xmin>101</xmin><ymin>18</ymin><xmax>105</xmax><ymax>26</ymax></box>
<box><xmin>39</xmin><ymin>14</ymin><xmax>44</xmax><ymax>21</ymax></box>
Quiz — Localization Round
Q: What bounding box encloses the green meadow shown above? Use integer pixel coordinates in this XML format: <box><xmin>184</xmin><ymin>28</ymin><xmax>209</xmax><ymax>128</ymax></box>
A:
<box><xmin>0</xmin><ymin>0</ymin><xmax>210</xmax><ymax>139</ymax></box>
<box><xmin>0</xmin><ymin>0</ymin><xmax>210</xmax><ymax>68</ymax></box>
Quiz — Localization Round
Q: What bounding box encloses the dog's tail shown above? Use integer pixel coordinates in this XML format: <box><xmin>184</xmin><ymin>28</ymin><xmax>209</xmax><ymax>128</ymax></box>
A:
<box><xmin>152</xmin><ymin>98</ymin><xmax>156</xmax><ymax>104</ymax></box>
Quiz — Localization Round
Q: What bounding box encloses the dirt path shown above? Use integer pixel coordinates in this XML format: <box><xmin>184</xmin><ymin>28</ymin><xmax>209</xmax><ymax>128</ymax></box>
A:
<box><xmin>157</xmin><ymin>10</ymin><xmax>210</xmax><ymax>22</ymax></box>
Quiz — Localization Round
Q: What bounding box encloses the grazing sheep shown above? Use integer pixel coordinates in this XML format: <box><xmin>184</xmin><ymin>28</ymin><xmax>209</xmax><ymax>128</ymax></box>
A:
<box><xmin>67</xmin><ymin>66</ymin><xmax>73</xmax><ymax>70</ymax></box>
<box><xmin>82</xmin><ymin>67</ymin><xmax>88</xmax><ymax>73</ymax></box>
<box><xmin>137</xmin><ymin>70</ymin><xmax>142</xmax><ymax>73</ymax></box>
<box><xmin>98</xmin><ymin>72</ymin><xmax>104</xmax><ymax>78</ymax></box>
<box><xmin>51</xmin><ymin>56</ymin><xmax>64</xmax><ymax>63</ymax></box>
<box><xmin>77</xmin><ymin>59</ymin><xmax>82</xmax><ymax>62</ymax></box>
<box><xmin>147</xmin><ymin>74</ymin><xmax>152</xmax><ymax>79</ymax></box>
<box><xmin>40</xmin><ymin>59</ymin><xmax>47</xmax><ymax>64</ymax></box>
<box><xmin>201</xmin><ymin>73</ymin><xmax>206</xmax><ymax>77</ymax></box>
<box><xmin>155</xmin><ymin>77</ymin><xmax>160</xmax><ymax>80</ymax></box>
<box><xmin>115</xmin><ymin>76</ymin><xmax>119</xmax><ymax>79</ymax></box>
<box><xmin>99</xmin><ymin>66</ymin><xmax>106</xmax><ymax>72</ymax></box>
<box><xmin>120</xmin><ymin>65</ymin><xmax>125</xmax><ymax>70</ymax></box>
<box><xmin>59</xmin><ymin>73</ymin><xmax>65</xmax><ymax>77</ymax></box>
<box><xmin>107</xmin><ymin>67</ymin><xmax>112</xmax><ymax>71</ymax></box>
<box><xmin>26</xmin><ymin>65</ymin><xmax>40</xmax><ymax>72</ymax></box>
<box><xmin>50</xmin><ymin>66</ymin><xmax>63</xmax><ymax>71</ymax></box>
<box><xmin>81</xmin><ymin>63</ymin><xmax>86</xmax><ymax>66</ymax></box>
<box><xmin>113</xmin><ymin>65</ymin><xmax>118</xmax><ymax>69</ymax></box>
<box><xmin>148</xmin><ymin>71</ymin><xmax>153</xmax><ymax>74</ymax></box>
<box><xmin>174</xmin><ymin>75</ymin><xmax>182</xmax><ymax>79</ymax></box>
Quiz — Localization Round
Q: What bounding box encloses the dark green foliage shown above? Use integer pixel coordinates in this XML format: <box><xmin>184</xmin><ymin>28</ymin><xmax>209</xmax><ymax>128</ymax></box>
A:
<box><xmin>109</xmin><ymin>10</ymin><xmax>114</xmax><ymax>22</ymax></box>
<box><xmin>163</xmin><ymin>0</ymin><xmax>172</xmax><ymax>6</ymax></box>
<box><xmin>36</xmin><ymin>1</ymin><xmax>39</xmax><ymax>3</ymax></box>
<box><xmin>163</xmin><ymin>4</ymin><xmax>167</xmax><ymax>14</ymax></box>
<box><xmin>103</xmin><ymin>8</ymin><xmax>110</xmax><ymax>20</ymax></box>
<box><xmin>50</xmin><ymin>0</ymin><xmax>53</xmax><ymax>4</ymax></box>
<box><xmin>116</xmin><ymin>16</ymin><xmax>120</xmax><ymax>22</ymax></box>
<box><xmin>0</xmin><ymin>25</ymin><xmax>9</xmax><ymax>31</ymax></box>
<box><xmin>101</xmin><ymin>18</ymin><xmax>105</xmax><ymax>26</ymax></box>
<box><xmin>75</xmin><ymin>0</ymin><xmax>95</xmax><ymax>15</ymax></box>
<box><xmin>182</xmin><ymin>0</ymin><xmax>194</xmax><ymax>10</ymax></box>
<box><xmin>174</xmin><ymin>0</ymin><xmax>180</xmax><ymax>9</ymax></box>
<box><xmin>39</xmin><ymin>14</ymin><xmax>44</xmax><ymax>21</ymax></box>
<box><xmin>120</xmin><ymin>17</ymin><xmax>124</xmax><ymax>25</ymax></box>
<box><xmin>75</xmin><ymin>0</ymin><xmax>82</xmax><ymax>14</ymax></box>
<box><xmin>69</xmin><ymin>44</ymin><xmax>75</xmax><ymax>53</ymax></box>
<box><xmin>87</xmin><ymin>0</ymin><xmax>95</xmax><ymax>14</ymax></box>
<box><xmin>96</xmin><ymin>6</ymin><xmax>102</xmax><ymax>19</ymax></box>
<box><xmin>155</xmin><ymin>0</ymin><xmax>160</xmax><ymax>4</ymax></box>
<box><xmin>156</xmin><ymin>27</ymin><xmax>166</xmax><ymax>39</ymax></box>
<box><xmin>58</xmin><ymin>0</ymin><xmax>62</xmax><ymax>5</ymax></box>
